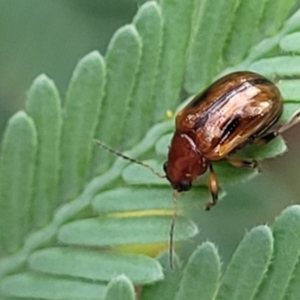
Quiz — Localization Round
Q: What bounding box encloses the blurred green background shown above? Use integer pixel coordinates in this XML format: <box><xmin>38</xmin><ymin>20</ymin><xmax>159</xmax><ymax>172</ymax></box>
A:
<box><xmin>1</xmin><ymin>0</ymin><xmax>300</xmax><ymax>266</ymax></box>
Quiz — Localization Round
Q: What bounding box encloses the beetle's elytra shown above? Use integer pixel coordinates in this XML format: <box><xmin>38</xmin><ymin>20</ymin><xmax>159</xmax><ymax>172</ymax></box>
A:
<box><xmin>164</xmin><ymin>71</ymin><xmax>300</xmax><ymax>210</ymax></box>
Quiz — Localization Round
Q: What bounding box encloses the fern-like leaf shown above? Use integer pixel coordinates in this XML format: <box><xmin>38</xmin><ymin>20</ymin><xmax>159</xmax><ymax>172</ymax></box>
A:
<box><xmin>1</xmin><ymin>0</ymin><xmax>300</xmax><ymax>299</ymax></box>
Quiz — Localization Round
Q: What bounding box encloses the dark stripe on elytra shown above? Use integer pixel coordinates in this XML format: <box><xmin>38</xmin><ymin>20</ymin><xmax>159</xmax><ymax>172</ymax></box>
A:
<box><xmin>219</xmin><ymin>117</ymin><xmax>241</xmax><ymax>144</ymax></box>
<box><xmin>192</xmin><ymin>78</ymin><xmax>272</xmax><ymax>130</ymax></box>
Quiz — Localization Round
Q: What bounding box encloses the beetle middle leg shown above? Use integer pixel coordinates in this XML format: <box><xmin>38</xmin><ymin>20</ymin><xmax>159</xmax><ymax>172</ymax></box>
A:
<box><xmin>206</xmin><ymin>163</ymin><xmax>219</xmax><ymax>210</ymax></box>
<box><xmin>255</xmin><ymin>111</ymin><xmax>300</xmax><ymax>146</ymax></box>
<box><xmin>226</xmin><ymin>157</ymin><xmax>259</xmax><ymax>169</ymax></box>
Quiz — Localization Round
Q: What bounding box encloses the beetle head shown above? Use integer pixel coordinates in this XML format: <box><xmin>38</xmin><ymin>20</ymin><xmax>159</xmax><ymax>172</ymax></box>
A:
<box><xmin>164</xmin><ymin>132</ymin><xmax>208</xmax><ymax>192</ymax></box>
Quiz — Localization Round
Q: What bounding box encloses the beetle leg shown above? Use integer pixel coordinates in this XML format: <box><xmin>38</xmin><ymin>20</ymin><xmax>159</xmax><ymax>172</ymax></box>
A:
<box><xmin>206</xmin><ymin>164</ymin><xmax>219</xmax><ymax>210</ymax></box>
<box><xmin>226</xmin><ymin>157</ymin><xmax>258</xmax><ymax>169</ymax></box>
<box><xmin>255</xmin><ymin>111</ymin><xmax>300</xmax><ymax>146</ymax></box>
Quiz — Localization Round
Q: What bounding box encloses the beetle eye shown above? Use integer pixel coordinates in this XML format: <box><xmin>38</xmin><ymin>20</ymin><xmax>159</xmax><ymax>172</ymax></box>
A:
<box><xmin>176</xmin><ymin>180</ymin><xmax>192</xmax><ymax>192</ymax></box>
<box><xmin>163</xmin><ymin>162</ymin><xmax>168</xmax><ymax>173</ymax></box>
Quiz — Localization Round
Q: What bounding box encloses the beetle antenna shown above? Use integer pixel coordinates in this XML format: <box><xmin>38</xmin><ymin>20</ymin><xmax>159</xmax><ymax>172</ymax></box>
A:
<box><xmin>95</xmin><ymin>139</ymin><xmax>165</xmax><ymax>178</ymax></box>
<box><xmin>169</xmin><ymin>189</ymin><xmax>178</xmax><ymax>270</ymax></box>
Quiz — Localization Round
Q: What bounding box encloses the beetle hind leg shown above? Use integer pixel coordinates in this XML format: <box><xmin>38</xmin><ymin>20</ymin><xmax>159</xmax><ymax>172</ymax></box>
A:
<box><xmin>255</xmin><ymin>111</ymin><xmax>300</xmax><ymax>146</ymax></box>
<box><xmin>206</xmin><ymin>164</ymin><xmax>219</xmax><ymax>210</ymax></box>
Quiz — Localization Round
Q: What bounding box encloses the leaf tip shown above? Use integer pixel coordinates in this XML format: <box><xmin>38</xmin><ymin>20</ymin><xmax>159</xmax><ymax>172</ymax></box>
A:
<box><xmin>135</xmin><ymin>0</ymin><xmax>161</xmax><ymax>18</ymax></box>
<box><xmin>117</xmin><ymin>24</ymin><xmax>140</xmax><ymax>39</ymax></box>
<box><xmin>27</xmin><ymin>74</ymin><xmax>57</xmax><ymax>97</ymax></box>
<box><xmin>105</xmin><ymin>274</ymin><xmax>135</xmax><ymax>300</ymax></box>
<box><xmin>33</xmin><ymin>74</ymin><xmax>53</xmax><ymax>85</ymax></box>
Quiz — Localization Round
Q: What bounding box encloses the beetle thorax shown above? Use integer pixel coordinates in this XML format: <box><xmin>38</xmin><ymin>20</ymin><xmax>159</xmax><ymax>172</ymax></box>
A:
<box><xmin>165</xmin><ymin>131</ymin><xmax>208</xmax><ymax>192</ymax></box>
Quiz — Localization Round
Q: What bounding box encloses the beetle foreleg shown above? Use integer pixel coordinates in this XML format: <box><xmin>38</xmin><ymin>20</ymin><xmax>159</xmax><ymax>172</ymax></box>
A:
<box><xmin>206</xmin><ymin>164</ymin><xmax>219</xmax><ymax>210</ymax></box>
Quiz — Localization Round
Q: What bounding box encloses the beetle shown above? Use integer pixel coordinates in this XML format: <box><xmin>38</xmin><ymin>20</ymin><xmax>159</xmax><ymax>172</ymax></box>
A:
<box><xmin>164</xmin><ymin>71</ymin><xmax>300</xmax><ymax>210</ymax></box>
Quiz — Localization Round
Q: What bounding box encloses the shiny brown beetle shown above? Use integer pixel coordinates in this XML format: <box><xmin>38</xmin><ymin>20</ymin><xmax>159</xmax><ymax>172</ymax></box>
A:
<box><xmin>164</xmin><ymin>71</ymin><xmax>300</xmax><ymax>210</ymax></box>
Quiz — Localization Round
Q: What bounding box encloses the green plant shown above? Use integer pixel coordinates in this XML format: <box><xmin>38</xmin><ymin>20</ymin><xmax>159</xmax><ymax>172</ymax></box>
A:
<box><xmin>1</xmin><ymin>0</ymin><xmax>300</xmax><ymax>299</ymax></box>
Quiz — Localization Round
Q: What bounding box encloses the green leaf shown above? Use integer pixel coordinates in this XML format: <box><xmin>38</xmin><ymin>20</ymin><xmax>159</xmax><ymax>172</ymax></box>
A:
<box><xmin>278</xmin><ymin>80</ymin><xmax>300</xmax><ymax>100</ymax></box>
<box><xmin>284</xmin><ymin>256</ymin><xmax>300</xmax><ymax>300</ymax></box>
<box><xmin>155</xmin><ymin>133</ymin><xmax>172</xmax><ymax>157</ymax></box>
<box><xmin>92</xmin><ymin>185</ymin><xmax>213</xmax><ymax>225</ymax></box>
<box><xmin>92</xmin><ymin>187</ymin><xmax>174</xmax><ymax>213</ymax></box>
<box><xmin>281</xmin><ymin>102</ymin><xmax>300</xmax><ymax>123</ymax></box>
<box><xmin>250</xmin><ymin>56</ymin><xmax>300</xmax><ymax>77</ymax></box>
<box><xmin>280</xmin><ymin>32</ymin><xmax>300</xmax><ymax>53</ymax></box>
<box><xmin>152</xmin><ymin>0</ymin><xmax>195</xmax><ymax>120</ymax></box>
<box><xmin>259</xmin><ymin>0</ymin><xmax>296</xmax><ymax>36</ymax></box>
<box><xmin>1</xmin><ymin>273</ymin><xmax>106</xmax><ymax>300</ymax></box>
<box><xmin>58</xmin><ymin>216</ymin><xmax>198</xmax><ymax>245</ymax></box>
<box><xmin>223</xmin><ymin>0</ymin><xmax>266</xmax><ymax>66</ymax></box>
<box><xmin>26</xmin><ymin>75</ymin><xmax>62</xmax><ymax>229</ymax></box>
<box><xmin>93</xmin><ymin>25</ymin><xmax>142</xmax><ymax>173</ymax></box>
<box><xmin>29</xmin><ymin>248</ymin><xmax>163</xmax><ymax>284</ymax></box>
<box><xmin>140</xmin><ymin>252</ymin><xmax>182</xmax><ymax>300</ymax></box>
<box><xmin>104</xmin><ymin>275</ymin><xmax>135</xmax><ymax>300</ymax></box>
<box><xmin>254</xmin><ymin>206</ymin><xmax>300</xmax><ymax>300</ymax></box>
<box><xmin>185</xmin><ymin>0</ymin><xmax>239</xmax><ymax>93</ymax></box>
<box><xmin>285</xmin><ymin>7</ymin><xmax>300</xmax><ymax>31</ymax></box>
<box><xmin>174</xmin><ymin>242</ymin><xmax>221</xmax><ymax>300</ymax></box>
<box><xmin>222</xmin><ymin>8</ymin><xmax>300</xmax><ymax>72</ymax></box>
<box><xmin>122</xmin><ymin>159</ymin><xmax>168</xmax><ymax>185</ymax></box>
<box><xmin>60</xmin><ymin>51</ymin><xmax>106</xmax><ymax>201</ymax></box>
<box><xmin>0</xmin><ymin>112</ymin><xmax>37</xmax><ymax>254</ymax></box>
<box><xmin>123</xmin><ymin>1</ymin><xmax>163</xmax><ymax>148</ymax></box>
<box><xmin>216</xmin><ymin>226</ymin><xmax>273</xmax><ymax>300</ymax></box>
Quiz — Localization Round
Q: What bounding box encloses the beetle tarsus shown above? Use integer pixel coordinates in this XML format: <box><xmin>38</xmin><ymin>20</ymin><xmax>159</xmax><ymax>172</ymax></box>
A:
<box><xmin>205</xmin><ymin>199</ymin><xmax>216</xmax><ymax>211</ymax></box>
